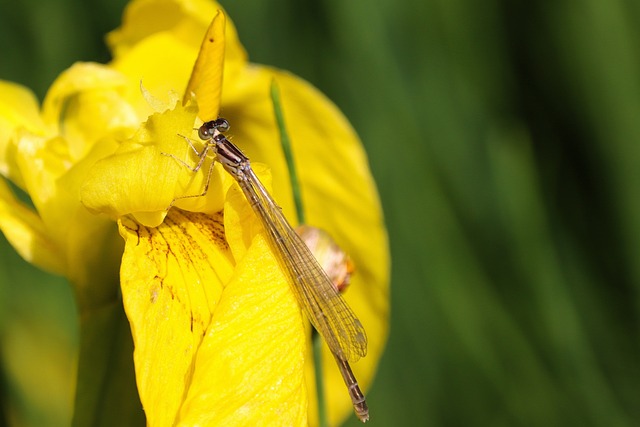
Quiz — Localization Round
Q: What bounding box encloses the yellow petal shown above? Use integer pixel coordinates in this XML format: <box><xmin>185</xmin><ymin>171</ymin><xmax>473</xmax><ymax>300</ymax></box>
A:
<box><xmin>81</xmin><ymin>104</ymin><xmax>228</xmax><ymax>227</ymax></box>
<box><xmin>37</xmin><ymin>61</ymin><xmax>137</xmax><ymax>174</ymax></box>
<box><xmin>222</xmin><ymin>68</ymin><xmax>390</xmax><ymax>425</ymax></box>
<box><xmin>0</xmin><ymin>178</ymin><xmax>65</xmax><ymax>275</ymax></box>
<box><xmin>108</xmin><ymin>0</ymin><xmax>246</xmax><ymax>69</ymax></box>
<box><xmin>58</xmin><ymin>87</ymin><xmax>139</xmax><ymax>162</ymax></box>
<box><xmin>9</xmin><ymin>129</ymin><xmax>123</xmax><ymax>304</ymax></box>
<box><xmin>183</xmin><ymin>10</ymin><xmax>225</xmax><ymax>121</ymax></box>
<box><xmin>118</xmin><ymin>210</ymin><xmax>234</xmax><ymax>426</ymax></box>
<box><xmin>0</xmin><ymin>80</ymin><xmax>46</xmax><ymax>189</ymax></box>
<box><xmin>110</xmin><ymin>33</ymin><xmax>197</xmax><ymax>121</ymax></box>
<box><xmin>222</xmin><ymin>163</ymin><xmax>274</xmax><ymax>263</ymax></box>
<box><xmin>177</xmin><ymin>232</ymin><xmax>307</xmax><ymax>427</ymax></box>
<box><xmin>41</xmin><ymin>63</ymin><xmax>129</xmax><ymax>132</ymax></box>
<box><xmin>0</xmin><ymin>80</ymin><xmax>44</xmax><ymax>133</ymax></box>
<box><xmin>13</xmin><ymin>132</ymin><xmax>74</xmax><ymax>240</ymax></box>
<box><xmin>107</xmin><ymin>0</ymin><xmax>217</xmax><ymax>59</ymax></box>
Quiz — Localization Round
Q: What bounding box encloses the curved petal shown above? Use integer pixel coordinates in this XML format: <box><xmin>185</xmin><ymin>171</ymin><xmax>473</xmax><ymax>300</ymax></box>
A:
<box><xmin>59</xmin><ymin>89</ymin><xmax>139</xmax><ymax>162</ymax></box>
<box><xmin>0</xmin><ymin>178</ymin><xmax>65</xmax><ymax>275</ymax></box>
<box><xmin>107</xmin><ymin>0</ymin><xmax>218</xmax><ymax>59</ymax></box>
<box><xmin>0</xmin><ymin>81</ymin><xmax>44</xmax><ymax>135</ymax></box>
<box><xmin>38</xmin><ymin>62</ymin><xmax>139</xmax><ymax>167</ymax></box>
<box><xmin>14</xmin><ymin>133</ymin><xmax>72</xmax><ymax>230</ymax></box>
<box><xmin>120</xmin><ymin>204</ymin><xmax>307</xmax><ymax>426</ymax></box>
<box><xmin>108</xmin><ymin>0</ymin><xmax>246</xmax><ymax>73</ymax></box>
<box><xmin>11</xmin><ymin>129</ymin><xmax>123</xmax><ymax>302</ymax></box>
<box><xmin>110</xmin><ymin>33</ymin><xmax>197</xmax><ymax>121</ymax></box>
<box><xmin>0</xmin><ymin>80</ymin><xmax>46</xmax><ymax>189</ymax></box>
<box><xmin>183</xmin><ymin>10</ymin><xmax>225</xmax><ymax>121</ymax></box>
<box><xmin>81</xmin><ymin>104</ymin><xmax>232</xmax><ymax>227</ymax></box>
<box><xmin>118</xmin><ymin>210</ymin><xmax>233</xmax><ymax>426</ymax></box>
<box><xmin>42</xmin><ymin>63</ymin><xmax>129</xmax><ymax>131</ymax></box>
<box><xmin>177</xmin><ymin>232</ymin><xmax>307</xmax><ymax>427</ymax></box>
<box><xmin>221</xmin><ymin>67</ymin><xmax>390</xmax><ymax>424</ymax></box>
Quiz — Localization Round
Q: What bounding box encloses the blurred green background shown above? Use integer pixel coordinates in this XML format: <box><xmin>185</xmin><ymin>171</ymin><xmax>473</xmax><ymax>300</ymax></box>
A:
<box><xmin>2</xmin><ymin>0</ymin><xmax>640</xmax><ymax>426</ymax></box>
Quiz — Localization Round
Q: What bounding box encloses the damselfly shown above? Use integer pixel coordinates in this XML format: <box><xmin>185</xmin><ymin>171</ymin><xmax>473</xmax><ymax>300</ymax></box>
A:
<box><xmin>175</xmin><ymin>118</ymin><xmax>369</xmax><ymax>422</ymax></box>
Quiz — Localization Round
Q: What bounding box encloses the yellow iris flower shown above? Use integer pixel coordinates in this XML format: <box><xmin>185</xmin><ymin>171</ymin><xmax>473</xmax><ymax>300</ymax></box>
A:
<box><xmin>0</xmin><ymin>0</ymin><xmax>389</xmax><ymax>425</ymax></box>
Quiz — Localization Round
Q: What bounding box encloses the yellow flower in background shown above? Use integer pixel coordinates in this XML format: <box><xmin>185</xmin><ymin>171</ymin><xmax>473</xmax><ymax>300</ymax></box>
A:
<box><xmin>0</xmin><ymin>0</ymin><xmax>389</xmax><ymax>425</ymax></box>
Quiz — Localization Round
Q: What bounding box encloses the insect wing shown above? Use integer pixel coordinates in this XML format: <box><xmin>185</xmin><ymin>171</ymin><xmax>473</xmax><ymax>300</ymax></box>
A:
<box><xmin>241</xmin><ymin>169</ymin><xmax>368</xmax><ymax>362</ymax></box>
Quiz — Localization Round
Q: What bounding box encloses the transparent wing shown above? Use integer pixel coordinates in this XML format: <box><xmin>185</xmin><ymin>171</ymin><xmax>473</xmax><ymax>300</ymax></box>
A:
<box><xmin>237</xmin><ymin>168</ymin><xmax>367</xmax><ymax>362</ymax></box>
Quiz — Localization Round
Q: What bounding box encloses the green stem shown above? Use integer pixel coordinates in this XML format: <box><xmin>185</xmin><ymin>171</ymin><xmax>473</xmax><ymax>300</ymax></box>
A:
<box><xmin>271</xmin><ymin>80</ymin><xmax>327</xmax><ymax>427</ymax></box>
<box><xmin>270</xmin><ymin>80</ymin><xmax>305</xmax><ymax>225</ymax></box>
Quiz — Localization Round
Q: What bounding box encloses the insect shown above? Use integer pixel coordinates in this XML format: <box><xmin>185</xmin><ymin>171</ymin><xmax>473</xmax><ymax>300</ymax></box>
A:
<box><xmin>173</xmin><ymin>118</ymin><xmax>369</xmax><ymax>422</ymax></box>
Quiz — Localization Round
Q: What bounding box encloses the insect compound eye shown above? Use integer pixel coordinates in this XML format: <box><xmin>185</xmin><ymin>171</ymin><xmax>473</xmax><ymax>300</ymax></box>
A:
<box><xmin>198</xmin><ymin>122</ymin><xmax>215</xmax><ymax>140</ymax></box>
<box><xmin>214</xmin><ymin>118</ymin><xmax>230</xmax><ymax>133</ymax></box>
